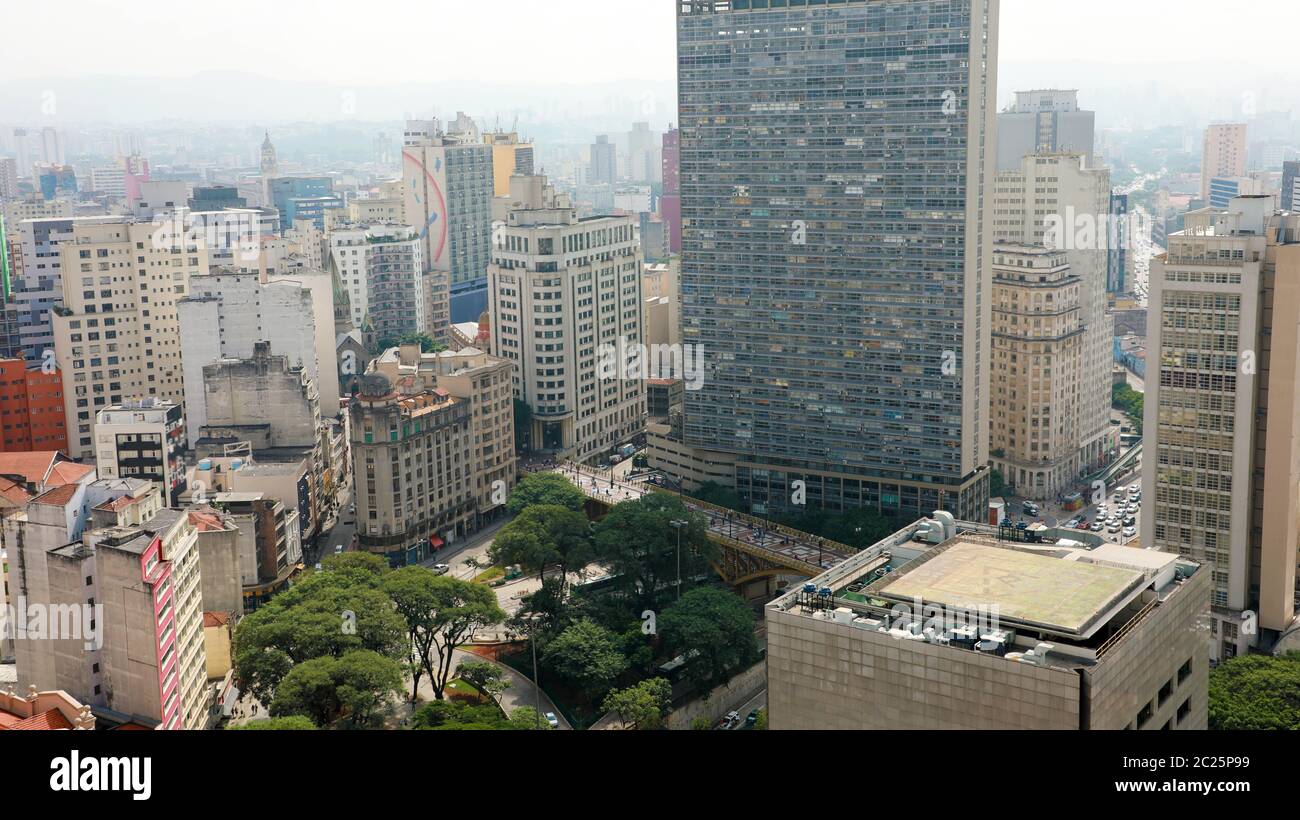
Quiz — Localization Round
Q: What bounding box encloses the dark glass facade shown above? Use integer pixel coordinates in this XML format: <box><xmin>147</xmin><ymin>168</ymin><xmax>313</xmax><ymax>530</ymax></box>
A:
<box><xmin>677</xmin><ymin>0</ymin><xmax>994</xmax><ymax>520</ymax></box>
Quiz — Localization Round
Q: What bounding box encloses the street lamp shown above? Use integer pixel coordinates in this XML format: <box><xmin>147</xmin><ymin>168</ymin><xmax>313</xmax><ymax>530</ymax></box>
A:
<box><xmin>670</xmin><ymin>519</ymin><xmax>689</xmax><ymax>601</ymax></box>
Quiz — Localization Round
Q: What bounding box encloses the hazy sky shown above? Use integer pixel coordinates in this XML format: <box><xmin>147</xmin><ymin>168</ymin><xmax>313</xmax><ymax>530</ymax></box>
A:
<box><xmin>1</xmin><ymin>1</ymin><xmax>1296</xmax><ymax>129</ymax></box>
<box><xmin>5</xmin><ymin>0</ymin><xmax>1295</xmax><ymax>86</ymax></box>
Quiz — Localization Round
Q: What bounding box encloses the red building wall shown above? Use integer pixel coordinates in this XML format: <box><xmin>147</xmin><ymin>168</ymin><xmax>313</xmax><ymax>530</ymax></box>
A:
<box><xmin>0</xmin><ymin>359</ymin><xmax>68</xmax><ymax>454</ymax></box>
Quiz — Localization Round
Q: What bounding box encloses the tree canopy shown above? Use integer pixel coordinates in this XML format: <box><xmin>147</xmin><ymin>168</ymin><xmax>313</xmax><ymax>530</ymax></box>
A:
<box><xmin>270</xmin><ymin>650</ymin><xmax>403</xmax><ymax>728</ymax></box>
<box><xmin>602</xmin><ymin>678</ymin><xmax>672</xmax><ymax>730</ymax></box>
<box><xmin>507</xmin><ymin>471</ymin><xmax>587</xmax><ymax>515</ymax></box>
<box><xmin>660</xmin><ymin>587</ymin><xmax>761</xmax><ymax>690</ymax></box>
<box><xmin>232</xmin><ymin>558</ymin><xmax>407</xmax><ymax>706</ymax></box>
<box><xmin>541</xmin><ymin>618</ymin><xmax>629</xmax><ymax>701</ymax></box>
<box><xmin>592</xmin><ymin>492</ymin><xmax>714</xmax><ymax>612</ymax></box>
<box><xmin>1209</xmin><ymin>652</ymin><xmax>1300</xmax><ymax>730</ymax></box>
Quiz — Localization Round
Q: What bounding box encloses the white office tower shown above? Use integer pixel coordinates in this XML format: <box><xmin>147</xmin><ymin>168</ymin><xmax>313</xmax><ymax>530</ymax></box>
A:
<box><xmin>489</xmin><ymin>174</ymin><xmax>646</xmax><ymax>460</ymax></box>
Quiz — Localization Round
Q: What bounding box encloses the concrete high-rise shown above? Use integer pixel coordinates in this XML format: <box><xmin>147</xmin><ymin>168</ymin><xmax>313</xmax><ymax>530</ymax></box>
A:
<box><xmin>992</xmin><ymin>153</ymin><xmax>1116</xmax><ymax>480</ymax></box>
<box><xmin>483</xmin><ymin>131</ymin><xmax>535</xmax><ymax>197</ymax></box>
<box><xmin>766</xmin><ymin>516</ymin><xmax>1209</xmax><ymax>730</ymax></box>
<box><xmin>1283</xmin><ymin>160</ymin><xmax>1300</xmax><ymax>212</ymax></box>
<box><xmin>989</xmin><ymin>246</ymin><xmax>1085</xmax><ymax>500</ymax></box>
<box><xmin>676</xmin><ymin>0</ymin><xmax>998</xmax><ymax>521</ymax></box>
<box><xmin>488</xmin><ymin>174</ymin><xmax>646</xmax><ymax>461</ymax></box>
<box><xmin>1201</xmin><ymin>123</ymin><xmax>1248</xmax><ymax>202</ymax></box>
<box><xmin>996</xmin><ymin>89</ymin><xmax>1096</xmax><ymax>172</ymax></box>
<box><xmin>49</xmin><ymin>219</ymin><xmax>206</xmax><ymax>459</ymax></box>
<box><xmin>178</xmin><ymin>269</ymin><xmax>331</xmax><ymax>434</ymax></box>
<box><xmin>325</xmin><ymin>224</ymin><xmax>424</xmax><ymax>345</ymax></box>
<box><xmin>589</xmin><ymin>136</ymin><xmax>617</xmax><ymax>186</ymax></box>
<box><xmin>402</xmin><ymin>118</ymin><xmax>494</xmax><ymax>336</ymax></box>
<box><xmin>1143</xmin><ymin>197</ymin><xmax>1300</xmax><ymax>659</ymax></box>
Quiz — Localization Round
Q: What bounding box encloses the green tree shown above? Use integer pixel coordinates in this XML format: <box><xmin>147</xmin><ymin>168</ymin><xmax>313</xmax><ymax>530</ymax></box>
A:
<box><xmin>227</xmin><ymin>716</ymin><xmax>317</xmax><ymax>731</ymax></box>
<box><xmin>412</xmin><ymin>699</ymin><xmax>510</xmax><ymax>730</ymax></box>
<box><xmin>507</xmin><ymin>471</ymin><xmax>587</xmax><ymax>515</ymax></box>
<box><xmin>691</xmin><ymin>481</ymin><xmax>744</xmax><ymax>512</ymax></box>
<box><xmin>232</xmin><ymin>565</ymin><xmax>407</xmax><ymax>706</ymax></box>
<box><xmin>592</xmin><ymin>492</ymin><xmax>715</xmax><ymax>612</ymax></box>
<box><xmin>660</xmin><ymin>587</ymin><xmax>760</xmax><ymax>691</ymax></box>
<box><xmin>508</xmin><ymin>706</ymin><xmax>553</xmax><ymax>730</ymax></box>
<box><xmin>456</xmin><ymin>660</ymin><xmax>511</xmax><ymax>707</ymax></box>
<box><xmin>1113</xmin><ymin>383</ymin><xmax>1144</xmax><ymax>434</ymax></box>
<box><xmin>376</xmin><ymin>332</ymin><xmax>446</xmax><ymax>355</ymax></box>
<box><xmin>490</xmin><ymin>504</ymin><xmax>593</xmax><ymax>596</ymax></box>
<box><xmin>541</xmin><ymin>618</ymin><xmax>629</xmax><ymax>701</ymax></box>
<box><xmin>989</xmin><ymin>469</ymin><xmax>1011</xmax><ymax>499</ymax></box>
<box><xmin>426</xmin><ymin>577</ymin><xmax>508</xmax><ymax>699</ymax></box>
<box><xmin>602</xmin><ymin>678</ymin><xmax>672</xmax><ymax>730</ymax></box>
<box><xmin>1209</xmin><ymin>652</ymin><xmax>1300</xmax><ymax>730</ymax></box>
<box><xmin>269</xmin><ymin>650</ymin><xmax>403</xmax><ymax>728</ymax></box>
<box><xmin>383</xmin><ymin>565</ymin><xmax>444</xmax><ymax>703</ymax></box>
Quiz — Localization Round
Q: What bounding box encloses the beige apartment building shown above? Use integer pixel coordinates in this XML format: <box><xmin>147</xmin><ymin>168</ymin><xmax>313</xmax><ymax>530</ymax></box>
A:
<box><xmin>489</xmin><ymin>174</ymin><xmax>646</xmax><ymax>462</ymax></box>
<box><xmin>766</xmin><ymin>515</ymin><xmax>1209</xmax><ymax>730</ymax></box>
<box><xmin>1143</xmin><ymin>196</ymin><xmax>1300</xmax><ymax>658</ymax></box>
<box><xmin>990</xmin><ymin>245</ymin><xmax>1085</xmax><ymax>499</ymax></box>
<box><xmin>349</xmin><ymin>374</ymin><xmax>476</xmax><ymax>566</ymax></box>
<box><xmin>51</xmin><ymin>218</ymin><xmax>208</xmax><ymax>459</ymax></box>
<box><xmin>1201</xmin><ymin>122</ymin><xmax>1249</xmax><ymax>202</ymax></box>
<box><xmin>993</xmin><ymin>153</ymin><xmax>1116</xmax><ymax>491</ymax></box>
<box><xmin>370</xmin><ymin>343</ymin><xmax>516</xmax><ymax>526</ymax></box>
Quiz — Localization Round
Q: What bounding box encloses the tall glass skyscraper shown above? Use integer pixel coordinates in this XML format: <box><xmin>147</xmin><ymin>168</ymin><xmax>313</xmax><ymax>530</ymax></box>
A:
<box><xmin>676</xmin><ymin>0</ymin><xmax>998</xmax><ymax>521</ymax></box>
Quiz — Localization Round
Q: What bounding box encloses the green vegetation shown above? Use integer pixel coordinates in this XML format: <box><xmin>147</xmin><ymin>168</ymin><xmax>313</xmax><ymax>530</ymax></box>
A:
<box><xmin>1113</xmin><ymin>383</ymin><xmax>1144</xmax><ymax>434</ymax></box>
<box><xmin>456</xmin><ymin>660</ymin><xmax>511</xmax><ymax>707</ymax></box>
<box><xmin>541</xmin><ymin>618</ymin><xmax>629</xmax><ymax>700</ymax></box>
<box><xmin>602</xmin><ymin>678</ymin><xmax>672</xmax><ymax>730</ymax></box>
<box><xmin>773</xmin><ymin>506</ymin><xmax>903</xmax><ymax>551</ymax></box>
<box><xmin>690</xmin><ymin>482</ymin><xmax>903</xmax><ymax>551</ymax></box>
<box><xmin>592</xmin><ymin>492</ymin><xmax>715</xmax><ymax>613</ymax></box>
<box><xmin>383</xmin><ymin>566</ymin><xmax>506</xmax><ymax>702</ymax></box>
<box><xmin>409</xmin><ymin>699</ymin><xmax>552</xmax><ymax>731</ymax></box>
<box><xmin>660</xmin><ymin>588</ymin><xmax>761</xmax><ymax>690</ymax></box>
<box><xmin>490</xmin><ymin>504</ymin><xmax>594</xmax><ymax>597</ymax></box>
<box><xmin>1209</xmin><ymin>652</ymin><xmax>1300</xmax><ymax>730</ymax></box>
<box><xmin>227</xmin><ymin>716</ymin><xmax>317</xmax><ymax>731</ymax></box>
<box><xmin>232</xmin><ymin>552</ymin><xmax>505</xmax><ymax>728</ymax></box>
<box><xmin>270</xmin><ymin>650</ymin><xmax>403</xmax><ymax>728</ymax></box>
<box><xmin>231</xmin><ymin>553</ymin><xmax>406</xmax><ymax>718</ymax></box>
<box><xmin>507</xmin><ymin>471</ymin><xmax>587</xmax><ymax>515</ymax></box>
<box><xmin>989</xmin><ymin>469</ymin><xmax>1011</xmax><ymax>500</ymax></box>
<box><xmin>375</xmin><ymin>332</ymin><xmax>446</xmax><ymax>355</ymax></box>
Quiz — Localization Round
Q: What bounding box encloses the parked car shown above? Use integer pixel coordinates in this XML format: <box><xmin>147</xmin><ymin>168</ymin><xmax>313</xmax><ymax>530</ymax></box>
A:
<box><xmin>1108</xmin><ymin>524</ymin><xmax>1122</xmax><ymax>534</ymax></box>
<box><xmin>1123</xmin><ymin>527</ymin><xmax>1138</xmax><ymax>538</ymax></box>
<box><xmin>334</xmin><ymin>544</ymin><xmax>344</xmax><ymax>555</ymax></box>
<box><xmin>1090</xmin><ymin>523</ymin><xmax>1104</xmax><ymax>533</ymax></box>
<box><xmin>432</xmin><ymin>564</ymin><xmax>451</xmax><ymax>576</ymax></box>
<box><xmin>545</xmin><ymin>712</ymin><xmax>559</xmax><ymax>729</ymax></box>
<box><xmin>746</xmin><ymin>710</ymin><xmax>760</xmax><ymax>726</ymax></box>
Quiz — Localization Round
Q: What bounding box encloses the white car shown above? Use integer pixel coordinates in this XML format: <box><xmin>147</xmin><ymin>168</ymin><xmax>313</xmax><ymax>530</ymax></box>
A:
<box><xmin>1123</xmin><ymin>527</ymin><xmax>1138</xmax><ymax>538</ymax></box>
<box><xmin>544</xmin><ymin>712</ymin><xmax>559</xmax><ymax>729</ymax></box>
<box><xmin>335</xmin><ymin>545</ymin><xmax>344</xmax><ymax>555</ymax></box>
<box><xmin>432</xmin><ymin>564</ymin><xmax>451</xmax><ymax>576</ymax></box>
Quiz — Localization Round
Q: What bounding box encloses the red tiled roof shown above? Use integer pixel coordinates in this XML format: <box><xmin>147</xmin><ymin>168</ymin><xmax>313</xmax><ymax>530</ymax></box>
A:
<box><xmin>0</xmin><ymin>476</ymin><xmax>32</xmax><ymax>507</ymax></box>
<box><xmin>0</xmin><ymin>452</ymin><xmax>57</xmax><ymax>486</ymax></box>
<box><xmin>0</xmin><ymin>709</ymin><xmax>74</xmax><ymax>730</ymax></box>
<box><xmin>31</xmin><ymin>484</ymin><xmax>79</xmax><ymax>507</ymax></box>
<box><xmin>188</xmin><ymin>509</ymin><xmax>227</xmax><ymax>532</ymax></box>
<box><xmin>49</xmin><ymin>461</ymin><xmax>95</xmax><ymax>486</ymax></box>
<box><xmin>94</xmin><ymin>493</ymin><xmax>142</xmax><ymax>513</ymax></box>
<box><xmin>203</xmin><ymin>611</ymin><xmax>231</xmax><ymax>628</ymax></box>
